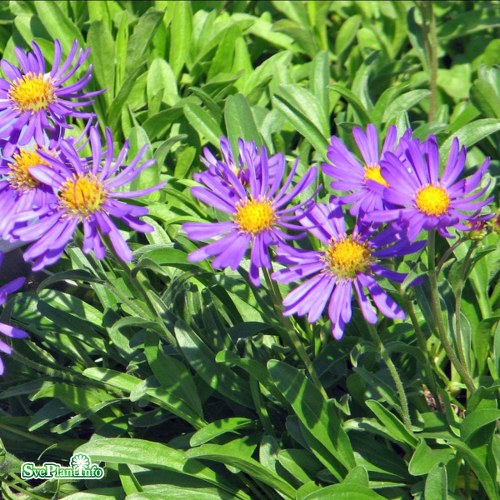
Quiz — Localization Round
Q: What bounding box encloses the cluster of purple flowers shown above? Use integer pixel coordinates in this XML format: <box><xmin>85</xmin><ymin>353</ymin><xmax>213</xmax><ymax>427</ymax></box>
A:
<box><xmin>0</xmin><ymin>40</ymin><xmax>164</xmax><ymax>373</ymax></box>
<box><xmin>184</xmin><ymin>126</ymin><xmax>492</xmax><ymax>339</ymax></box>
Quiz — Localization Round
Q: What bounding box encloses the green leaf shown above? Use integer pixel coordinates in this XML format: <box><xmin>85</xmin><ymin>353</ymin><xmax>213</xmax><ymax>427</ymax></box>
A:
<box><xmin>335</xmin><ymin>15</ymin><xmax>362</xmax><ymax>59</ymax></box>
<box><xmin>425</xmin><ymin>433</ymin><xmax>500</xmax><ymax>500</ymax></box>
<box><xmin>440</xmin><ymin>118</ymin><xmax>500</xmax><ymax>161</ymax></box>
<box><xmin>277</xmin><ymin>449</ymin><xmax>322</xmax><ymax>485</ymax></box>
<box><xmin>190</xmin><ymin>418</ymin><xmax>257</xmax><ymax>447</ymax></box>
<box><xmin>34</xmin><ymin>1</ymin><xmax>85</xmax><ymax>47</ymax></box>
<box><xmin>273</xmin><ymin>84</ymin><xmax>330</xmax><ymax>154</ymax></box>
<box><xmin>224</xmin><ymin>93</ymin><xmax>263</xmax><ymax>156</ymax></box>
<box><xmin>365</xmin><ymin>400</ymin><xmax>418</xmax><ymax>448</ymax></box>
<box><xmin>184</xmin><ymin>102</ymin><xmax>223</xmax><ymax>146</ymax></box>
<box><xmin>208</xmin><ymin>23</ymin><xmax>242</xmax><ymax>80</ymax></box>
<box><xmin>382</xmin><ymin>90</ymin><xmax>431</xmax><ymax>124</ymax></box>
<box><xmin>342</xmin><ymin>465</ymin><xmax>369</xmax><ymax>486</ymax></box>
<box><xmin>175</xmin><ymin>321</ymin><xmax>253</xmax><ymax>408</ymax></box>
<box><xmin>130</xmin><ymin>377</ymin><xmax>205</xmax><ymax>429</ymax></box>
<box><xmin>144</xmin><ymin>332</ymin><xmax>204</xmax><ymax>419</ymax></box>
<box><xmin>83</xmin><ymin>368</ymin><xmax>142</xmax><ymax>394</ymax></box>
<box><xmin>408</xmin><ymin>439</ymin><xmax>455</xmax><ymax>476</ymax></box>
<box><xmin>32</xmin><ymin>383</ymin><xmax>114</xmax><ymax>414</ymax></box>
<box><xmin>470</xmin><ymin>78</ymin><xmax>500</xmax><ymax>119</ymax></box>
<box><xmin>118</xmin><ymin>463</ymin><xmax>143</xmax><ymax>495</ymax></box>
<box><xmin>329</xmin><ymin>83</ymin><xmax>372</xmax><ymax>126</ymax></box>
<box><xmin>125</xmin><ymin>9</ymin><xmax>164</xmax><ymax>76</ymax></box>
<box><xmin>302</xmin><ymin>483</ymin><xmax>385</xmax><ymax>499</ymax></box>
<box><xmin>310</xmin><ymin>50</ymin><xmax>330</xmax><ymax>117</ymax></box>
<box><xmin>128</xmin><ymin>485</ymin><xmax>236</xmax><ymax>499</ymax></box>
<box><xmin>87</xmin><ymin>20</ymin><xmax>115</xmax><ymax>106</ymax></box>
<box><xmin>28</xmin><ymin>399</ymin><xmax>72</xmax><ymax>432</ymax></box>
<box><xmin>186</xmin><ymin>442</ymin><xmax>296</xmax><ymax>498</ymax></box>
<box><xmin>75</xmin><ymin>438</ymin><xmax>249</xmax><ymax>499</ymax></box>
<box><xmin>424</xmin><ymin>463</ymin><xmax>448</xmax><ymax>500</ymax></box>
<box><xmin>268</xmin><ymin>360</ymin><xmax>356</xmax><ymax>473</ymax></box>
<box><xmin>438</xmin><ymin>9</ymin><xmax>500</xmax><ymax>40</ymax></box>
<box><xmin>215</xmin><ymin>350</ymin><xmax>286</xmax><ymax>404</ymax></box>
<box><xmin>461</xmin><ymin>408</ymin><xmax>500</xmax><ymax>443</ymax></box>
<box><xmin>148</xmin><ymin>58</ymin><xmax>178</xmax><ymax>107</ymax></box>
<box><xmin>107</xmin><ymin>64</ymin><xmax>147</xmax><ymax>133</ymax></box>
<box><xmin>169</xmin><ymin>1</ymin><xmax>192</xmax><ymax>78</ymax></box>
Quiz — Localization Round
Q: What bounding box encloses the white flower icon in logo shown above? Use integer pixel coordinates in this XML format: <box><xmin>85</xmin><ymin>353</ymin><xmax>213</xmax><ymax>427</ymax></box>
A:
<box><xmin>70</xmin><ymin>453</ymin><xmax>91</xmax><ymax>475</ymax></box>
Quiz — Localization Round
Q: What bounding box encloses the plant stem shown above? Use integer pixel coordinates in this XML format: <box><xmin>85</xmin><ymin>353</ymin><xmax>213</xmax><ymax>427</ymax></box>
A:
<box><xmin>113</xmin><ymin>255</ymin><xmax>178</xmax><ymax>346</ymax></box>
<box><xmin>436</xmin><ymin>236</ymin><xmax>466</xmax><ymax>275</ymax></box>
<box><xmin>262</xmin><ymin>268</ymin><xmax>328</xmax><ymax>399</ymax></box>
<box><xmin>401</xmin><ymin>291</ymin><xmax>442</xmax><ymax>405</ymax></box>
<box><xmin>366</xmin><ymin>323</ymin><xmax>412</xmax><ymax>429</ymax></box>
<box><xmin>427</xmin><ymin>231</ymin><xmax>476</xmax><ymax>393</ymax></box>
<box><xmin>454</xmin><ymin>243</ymin><xmax>476</xmax><ymax>375</ymax></box>
<box><xmin>420</xmin><ymin>1</ymin><xmax>438</xmax><ymax>122</ymax></box>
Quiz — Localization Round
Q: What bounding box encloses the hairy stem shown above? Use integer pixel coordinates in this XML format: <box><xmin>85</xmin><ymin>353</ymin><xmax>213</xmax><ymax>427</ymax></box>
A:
<box><xmin>419</xmin><ymin>1</ymin><xmax>439</xmax><ymax>122</ymax></box>
<box><xmin>427</xmin><ymin>231</ymin><xmax>476</xmax><ymax>393</ymax></box>
<box><xmin>401</xmin><ymin>291</ymin><xmax>442</xmax><ymax>406</ymax></box>
<box><xmin>454</xmin><ymin>243</ymin><xmax>477</xmax><ymax>375</ymax></box>
<box><xmin>262</xmin><ymin>268</ymin><xmax>328</xmax><ymax>399</ymax></box>
<box><xmin>366</xmin><ymin>322</ymin><xmax>412</xmax><ymax>429</ymax></box>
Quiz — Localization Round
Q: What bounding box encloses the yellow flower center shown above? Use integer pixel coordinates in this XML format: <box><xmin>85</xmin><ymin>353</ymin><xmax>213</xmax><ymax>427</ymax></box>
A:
<box><xmin>324</xmin><ymin>237</ymin><xmax>372</xmax><ymax>279</ymax></box>
<box><xmin>415</xmin><ymin>184</ymin><xmax>450</xmax><ymax>216</ymax></box>
<box><xmin>364</xmin><ymin>165</ymin><xmax>389</xmax><ymax>187</ymax></box>
<box><xmin>59</xmin><ymin>174</ymin><xmax>107</xmax><ymax>216</ymax></box>
<box><xmin>234</xmin><ymin>198</ymin><xmax>277</xmax><ymax>235</ymax></box>
<box><xmin>8</xmin><ymin>149</ymin><xmax>49</xmax><ymax>191</ymax></box>
<box><xmin>8</xmin><ymin>72</ymin><xmax>55</xmax><ymax>112</ymax></box>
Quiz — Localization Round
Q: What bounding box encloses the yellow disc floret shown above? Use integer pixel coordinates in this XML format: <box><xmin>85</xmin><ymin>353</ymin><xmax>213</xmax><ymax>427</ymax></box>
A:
<box><xmin>415</xmin><ymin>184</ymin><xmax>450</xmax><ymax>216</ymax></box>
<box><xmin>59</xmin><ymin>174</ymin><xmax>107</xmax><ymax>217</ymax></box>
<box><xmin>8</xmin><ymin>149</ymin><xmax>49</xmax><ymax>191</ymax></box>
<box><xmin>234</xmin><ymin>198</ymin><xmax>277</xmax><ymax>235</ymax></box>
<box><xmin>324</xmin><ymin>236</ymin><xmax>372</xmax><ymax>279</ymax></box>
<box><xmin>8</xmin><ymin>72</ymin><xmax>55</xmax><ymax>112</ymax></box>
<box><xmin>364</xmin><ymin>165</ymin><xmax>389</xmax><ymax>187</ymax></box>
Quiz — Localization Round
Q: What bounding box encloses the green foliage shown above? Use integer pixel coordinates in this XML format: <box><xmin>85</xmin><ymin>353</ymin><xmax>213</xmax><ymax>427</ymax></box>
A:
<box><xmin>0</xmin><ymin>1</ymin><xmax>499</xmax><ymax>499</ymax></box>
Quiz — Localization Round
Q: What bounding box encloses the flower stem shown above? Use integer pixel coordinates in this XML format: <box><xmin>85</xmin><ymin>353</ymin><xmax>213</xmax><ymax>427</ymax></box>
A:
<box><xmin>113</xmin><ymin>254</ymin><xmax>178</xmax><ymax>346</ymax></box>
<box><xmin>366</xmin><ymin>322</ymin><xmax>412</xmax><ymax>429</ymax></box>
<box><xmin>436</xmin><ymin>236</ymin><xmax>466</xmax><ymax>275</ymax></box>
<box><xmin>419</xmin><ymin>1</ymin><xmax>438</xmax><ymax>122</ymax></box>
<box><xmin>454</xmin><ymin>243</ymin><xmax>476</xmax><ymax>376</ymax></box>
<box><xmin>262</xmin><ymin>268</ymin><xmax>328</xmax><ymax>399</ymax></box>
<box><xmin>427</xmin><ymin>231</ymin><xmax>476</xmax><ymax>393</ymax></box>
<box><xmin>401</xmin><ymin>291</ymin><xmax>442</xmax><ymax>406</ymax></box>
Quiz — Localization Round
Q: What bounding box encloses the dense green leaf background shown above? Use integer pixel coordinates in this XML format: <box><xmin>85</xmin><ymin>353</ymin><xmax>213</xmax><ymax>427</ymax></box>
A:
<box><xmin>0</xmin><ymin>1</ymin><xmax>498</xmax><ymax>499</ymax></box>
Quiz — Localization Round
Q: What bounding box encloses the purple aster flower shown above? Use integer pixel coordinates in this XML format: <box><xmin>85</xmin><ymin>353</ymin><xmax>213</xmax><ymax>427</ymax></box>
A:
<box><xmin>272</xmin><ymin>202</ymin><xmax>425</xmax><ymax>339</ymax></box>
<box><xmin>0</xmin><ymin>40</ymin><xmax>101</xmax><ymax>156</ymax></box>
<box><xmin>371</xmin><ymin>136</ymin><xmax>492</xmax><ymax>240</ymax></box>
<box><xmin>11</xmin><ymin>127</ymin><xmax>165</xmax><ymax>270</ymax></box>
<box><xmin>183</xmin><ymin>141</ymin><xmax>318</xmax><ymax>286</ymax></box>
<box><xmin>196</xmin><ymin>136</ymin><xmax>281</xmax><ymax>189</ymax></box>
<box><xmin>0</xmin><ymin>119</ymin><xmax>94</xmax><ymax>240</ymax></box>
<box><xmin>322</xmin><ymin>124</ymin><xmax>412</xmax><ymax>216</ymax></box>
<box><xmin>0</xmin><ymin>256</ymin><xmax>28</xmax><ymax>375</ymax></box>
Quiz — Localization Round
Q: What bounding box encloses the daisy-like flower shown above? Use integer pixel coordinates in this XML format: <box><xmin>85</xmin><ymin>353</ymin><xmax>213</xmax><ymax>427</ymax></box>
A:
<box><xmin>196</xmin><ymin>136</ymin><xmax>281</xmax><ymax>189</ymax></box>
<box><xmin>322</xmin><ymin>124</ymin><xmax>411</xmax><ymax>216</ymax></box>
<box><xmin>0</xmin><ymin>120</ymin><xmax>94</xmax><ymax>240</ymax></box>
<box><xmin>183</xmin><ymin>141</ymin><xmax>318</xmax><ymax>286</ymax></box>
<box><xmin>11</xmin><ymin>127</ymin><xmax>165</xmax><ymax>270</ymax></box>
<box><xmin>372</xmin><ymin>136</ymin><xmax>492</xmax><ymax>240</ymax></box>
<box><xmin>0</xmin><ymin>40</ymin><xmax>101</xmax><ymax>155</ymax></box>
<box><xmin>272</xmin><ymin>202</ymin><xmax>425</xmax><ymax>339</ymax></box>
<box><xmin>0</xmin><ymin>256</ymin><xmax>28</xmax><ymax>375</ymax></box>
